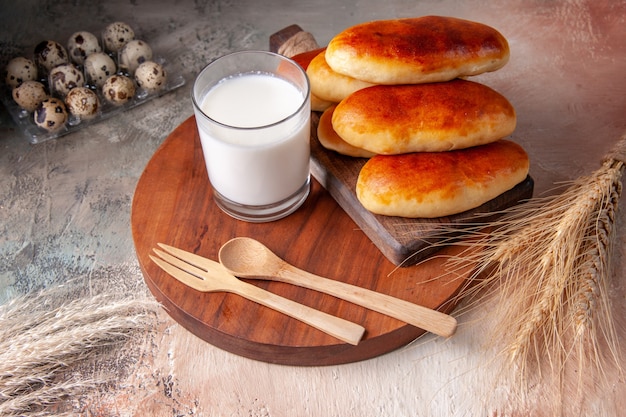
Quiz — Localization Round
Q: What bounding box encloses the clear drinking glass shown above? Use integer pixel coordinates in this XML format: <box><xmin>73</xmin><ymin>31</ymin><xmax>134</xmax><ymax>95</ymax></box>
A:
<box><xmin>192</xmin><ymin>51</ymin><xmax>311</xmax><ymax>222</ymax></box>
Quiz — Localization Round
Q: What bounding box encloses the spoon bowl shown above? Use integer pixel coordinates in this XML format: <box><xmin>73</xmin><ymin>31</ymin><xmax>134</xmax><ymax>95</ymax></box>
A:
<box><xmin>219</xmin><ymin>237</ymin><xmax>457</xmax><ymax>337</ymax></box>
<box><xmin>219</xmin><ymin>236</ymin><xmax>285</xmax><ymax>277</ymax></box>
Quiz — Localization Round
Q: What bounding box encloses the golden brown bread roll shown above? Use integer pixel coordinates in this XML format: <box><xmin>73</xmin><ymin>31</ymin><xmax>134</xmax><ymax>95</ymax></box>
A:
<box><xmin>318</xmin><ymin>105</ymin><xmax>376</xmax><ymax>158</ymax></box>
<box><xmin>332</xmin><ymin>79</ymin><xmax>516</xmax><ymax>154</ymax></box>
<box><xmin>290</xmin><ymin>47</ymin><xmax>326</xmax><ymax>69</ymax></box>
<box><xmin>326</xmin><ymin>16</ymin><xmax>510</xmax><ymax>85</ymax></box>
<box><xmin>290</xmin><ymin>47</ymin><xmax>335</xmax><ymax>112</ymax></box>
<box><xmin>307</xmin><ymin>50</ymin><xmax>375</xmax><ymax>103</ymax></box>
<box><xmin>356</xmin><ymin>140</ymin><xmax>530</xmax><ymax>218</ymax></box>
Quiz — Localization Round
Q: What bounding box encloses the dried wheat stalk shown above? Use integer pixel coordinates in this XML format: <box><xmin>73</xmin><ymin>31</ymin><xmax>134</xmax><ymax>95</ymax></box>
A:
<box><xmin>0</xmin><ymin>283</ymin><xmax>159</xmax><ymax>416</ymax></box>
<box><xmin>441</xmin><ymin>134</ymin><xmax>626</xmax><ymax>389</ymax></box>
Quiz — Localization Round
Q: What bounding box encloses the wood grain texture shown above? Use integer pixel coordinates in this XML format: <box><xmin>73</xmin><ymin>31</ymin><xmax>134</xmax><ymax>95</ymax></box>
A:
<box><xmin>131</xmin><ymin>116</ymin><xmax>474</xmax><ymax>366</ymax></box>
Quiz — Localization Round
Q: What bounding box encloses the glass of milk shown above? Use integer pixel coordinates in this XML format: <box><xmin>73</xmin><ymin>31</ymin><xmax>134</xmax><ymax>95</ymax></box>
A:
<box><xmin>192</xmin><ymin>51</ymin><xmax>311</xmax><ymax>222</ymax></box>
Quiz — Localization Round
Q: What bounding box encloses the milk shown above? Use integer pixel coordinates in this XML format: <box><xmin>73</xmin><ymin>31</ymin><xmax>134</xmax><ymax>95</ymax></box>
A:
<box><xmin>202</xmin><ymin>73</ymin><xmax>303</xmax><ymax>131</ymax></box>
<box><xmin>195</xmin><ymin>72</ymin><xmax>310</xmax><ymax>207</ymax></box>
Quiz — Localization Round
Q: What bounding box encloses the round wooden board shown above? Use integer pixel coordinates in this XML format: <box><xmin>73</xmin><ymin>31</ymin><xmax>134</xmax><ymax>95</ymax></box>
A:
<box><xmin>131</xmin><ymin>116</ymin><xmax>473</xmax><ymax>366</ymax></box>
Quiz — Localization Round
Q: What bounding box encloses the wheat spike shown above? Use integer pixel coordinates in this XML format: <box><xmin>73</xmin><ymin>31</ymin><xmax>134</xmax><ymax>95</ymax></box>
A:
<box><xmin>0</xmin><ymin>283</ymin><xmax>159</xmax><ymax>416</ymax></box>
<box><xmin>435</xmin><ymin>135</ymin><xmax>626</xmax><ymax>400</ymax></box>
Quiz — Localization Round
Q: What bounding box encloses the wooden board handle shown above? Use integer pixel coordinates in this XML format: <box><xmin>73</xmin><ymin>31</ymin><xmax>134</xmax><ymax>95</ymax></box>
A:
<box><xmin>270</xmin><ymin>24</ymin><xmax>320</xmax><ymax>57</ymax></box>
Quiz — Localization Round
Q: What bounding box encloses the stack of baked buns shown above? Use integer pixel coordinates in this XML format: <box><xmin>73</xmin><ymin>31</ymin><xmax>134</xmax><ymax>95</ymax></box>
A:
<box><xmin>292</xmin><ymin>16</ymin><xmax>530</xmax><ymax>219</ymax></box>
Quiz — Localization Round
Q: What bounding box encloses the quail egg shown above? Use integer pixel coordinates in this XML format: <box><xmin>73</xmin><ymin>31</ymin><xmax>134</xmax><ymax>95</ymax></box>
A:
<box><xmin>65</xmin><ymin>86</ymin><xmax>100</xmax><ymax>120</ymax></box>
<box><xmin>118</xmin><ymin>39</ymin><xmax>152</xmax><ymax>75</ymax></box>
<box><xmin>102</xmin><ymin>21</ymin><xmax>135</xmax><ymax>53</ymax></box>
<box><xmin>34</xmin><ymin>97</ymin><xmax>68</xmax><ymax>132</ymax></box>
<box><xmin>34</xmin><ymin>40</ymin><xmax>69</xmax><ymax>73</ymax></box>
<box><xmin>12</xmin><ymin>80</ymin><xmax>48</xmax><ymax>112</ymax></box>
<box><xmin>67</xmin><ymin>31</ymin><xmax>101</xmax><ymax>65</ymax></box>
<box><xmin>84</xmin><ymin>52</ymin><xmax>117</xmax><ymax>88</ymax></box>
<box><xmin>102</xmin><ymin>74</ymin><xmax>136</xmax><ymax>105</ymax></box>
<box><xmin>135</xmin><ymin>61</ymin><xmax>166</xmax><ymax>92</ymax></box>
<box><xmin>5</xmin><ymin>56</ymin><xmax>38</xmax><ymax>88</ymax></box>
<box><xmin>49</xmin><ymin>63</ymin><xmax>84</xmax><ymax>96</ymax></box>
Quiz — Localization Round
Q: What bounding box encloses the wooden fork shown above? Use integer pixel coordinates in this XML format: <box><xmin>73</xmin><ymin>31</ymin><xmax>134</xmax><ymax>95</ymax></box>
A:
<box><xmin>150</xmin><ymin>244</ymin><xmax>365</xmax><ymax>345</ymax></box>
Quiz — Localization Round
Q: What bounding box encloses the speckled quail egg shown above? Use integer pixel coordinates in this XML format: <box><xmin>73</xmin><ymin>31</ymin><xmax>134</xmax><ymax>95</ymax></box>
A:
<box><xmin>102</xmin><ymin>21</ymin><xmax>135</xmax><ymax>53</ymax></box>
<box><xmin>67</xmin><ymin>31</ymin><xmax>101</xmax><ymax>65</ymax></box>
<box><xmin>5</xmin><ymin>56</ymin><xmax>38</xmax><ymax>89</ymax></box>
<box><xmin>135</xmin><ymin>61</ymin><xmax>166</xmax><ymax>92</ymax></box>
<box><xmin>118</xmin><ymin>39</ymin><xmax>152</xmax><ymax>75</ymax></box>
<box><xmin>84</xmin><ymin>52</ymin><xmax>117</xmax><ymax>88</ymax></box>
<box><xmin>34</xmin><ymin>97</ymin><xmax>68</xmax><ymax>132</ymax></box>
<box><xmin>34</xmin><ymin>40</ymin><xmax>69</xmax><ymax>73</ymax></box>
<box><xmin>65</xmin><ymin>86</ymin><xmax>100</xmax><ymax>119</ymax></box>
<box><xmin>102</xmin><ymin>74</ymin><xmax>136</xmax><ymax>106</ymax></box>
<box><xmin>49</xmin><ymin>63</ymin><xmax>84</xmax><ymax>96</ymax></box>
<box><xmin>12</xmin><ymin>80</ymin><xmax>48</xmax><ymax>112</ymax></box>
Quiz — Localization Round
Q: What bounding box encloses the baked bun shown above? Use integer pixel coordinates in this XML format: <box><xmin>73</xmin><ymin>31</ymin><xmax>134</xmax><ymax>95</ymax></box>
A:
<box><xmin>326</xmin><ymin>16</ymin><xmax>510</xmax><ymax>85</ymax></box>
<box><xmin>318</xmin><ymin>105</ymin><xmax>376</xmax><ymax>158</ymax></box>
<box><xmin>356</xmin><ymin>140</ymin><xmax>529</xmax><ymax>218</ymax></box>
<box><xmin>332</xmin><ymin>79</ymin><xmax>516</xmax><ymax>154</ymax></box>
<box><xmin>290</xmin><ymin>48</ymin><xmax>334</xmax><ymax>112</ymax></box>
<box><xmin>290</xmin><ymin>47</ymin><xmax>325</xmax><ymax>69</ymax></box>
<box><xmin>307</xmin><ymin>50</ymin><xmax>375</xmax><ymax>103</ymax></box>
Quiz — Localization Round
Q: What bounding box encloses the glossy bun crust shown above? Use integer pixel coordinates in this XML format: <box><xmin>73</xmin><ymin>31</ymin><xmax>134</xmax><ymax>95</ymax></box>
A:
<box><xmin>318</xmin><ymin>105</ymin><xmax>376</xmax><ymax>158</ymax></box>
<box><xmin>290</xmin><ymin>47</ymin><xmax>334</xmax><ymax>112</ymax></box>
<box><xmin>332</xmin><ymin>79</ymin><xmax>516</xmax><ymax>155</ymax></box>
<box><xmin>356</xmin><ymin>140</ymin><xmax>529</xmax><ymax>218</ymax></box>
<box><xmin>326</xmin><ymin>16</ymin><xmax>510</xmax><ymax>84</ymax></box>
<box><xmin>307</xmin><ymin>49</ymin><xmax>374</xmax><ymax>103</ymax></box>
<box><xmin>290</xmin><ymin>47</ymin><xmax>326</xmax><ymax>68</ymax></box>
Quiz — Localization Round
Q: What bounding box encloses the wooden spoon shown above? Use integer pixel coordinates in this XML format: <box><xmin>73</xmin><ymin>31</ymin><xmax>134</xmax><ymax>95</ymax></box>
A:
<box><xmin>218</xmin><ymin>237</ymin><xmax>457</xmax><ymax>337</ymax></box>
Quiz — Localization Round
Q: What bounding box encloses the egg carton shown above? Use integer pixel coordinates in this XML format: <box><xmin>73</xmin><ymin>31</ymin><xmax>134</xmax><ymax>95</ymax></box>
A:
<box><xmin>3</xmin><ymin>34</ymin><xmax>186</xmax><ymax>144</ymax></box>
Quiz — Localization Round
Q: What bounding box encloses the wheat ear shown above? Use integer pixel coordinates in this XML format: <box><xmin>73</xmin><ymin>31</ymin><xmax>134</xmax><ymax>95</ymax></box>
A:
<box><xmin>0</xmin><ymin>284</ymin><xmax>159</xmax><ymax>416</ymax></box>
<box><xmin>443</xmin><ymin>134</ymin><xmax>626</xmax><ymax>390</ymax></box>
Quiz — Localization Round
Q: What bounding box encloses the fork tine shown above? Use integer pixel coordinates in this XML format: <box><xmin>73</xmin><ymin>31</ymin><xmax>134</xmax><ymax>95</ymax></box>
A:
<box><xmin>153</xmin><ymin>248</ymin><xmax>207</xmax><ymax>279</ymax></box>
<box><xmin>149</xmin><ymin>253</ymin><xmax>209</xmax><ymax>292</ymax></box>
<box><xmin>157</xmin><ymin>243</ymin><xmax>216</xmax><ymax>272</ymax></box>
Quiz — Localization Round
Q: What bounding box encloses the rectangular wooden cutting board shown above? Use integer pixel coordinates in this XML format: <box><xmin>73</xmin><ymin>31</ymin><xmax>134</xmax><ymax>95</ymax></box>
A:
<box><xmin>270</xmin><ymin>25</ymin><xmax>534</xmax><ymax>267</ymax></box>
<box><xmin>309</xmin><ymin>112</ymin><xmax>534</xmax><ymax>266</ymax></box>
